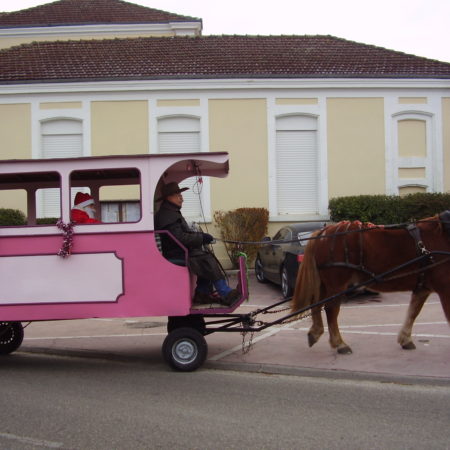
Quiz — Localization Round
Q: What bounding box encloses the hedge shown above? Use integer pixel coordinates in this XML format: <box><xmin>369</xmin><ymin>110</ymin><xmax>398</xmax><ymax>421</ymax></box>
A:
<box><xmin>0</xmin><ymin>208</ymin><xmax>26</xmax><ymax>226</ymax></box>
<box><xmin>329</xmin><ymin>193</ymin><xmax>450</xmax><ymax>225</ymax></box>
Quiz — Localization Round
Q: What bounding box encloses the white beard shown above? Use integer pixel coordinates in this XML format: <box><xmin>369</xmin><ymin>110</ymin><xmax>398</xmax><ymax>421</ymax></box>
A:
<box><xmin>85</xmin><ymin>207</ymin><xmax>96</xmax><ymax>219</ymax></box>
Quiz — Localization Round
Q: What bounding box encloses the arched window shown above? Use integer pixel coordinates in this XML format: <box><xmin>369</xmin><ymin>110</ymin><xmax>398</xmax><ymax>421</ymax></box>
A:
<box><xmin>391</xmin><ymin>112</ymin><xmax>435</xmax><ymax>194</ymax></box>
<box><xmin>157</xmin><ymin>116</ymin><xmax>203</xmax><ymax>220</ymax></box>
<box><xmin>275</xmin><ymin>115</ymin><xmax>319</xmax><ymax>215</ymax></box>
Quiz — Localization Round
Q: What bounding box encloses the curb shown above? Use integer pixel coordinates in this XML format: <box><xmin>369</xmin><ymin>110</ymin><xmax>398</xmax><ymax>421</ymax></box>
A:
<box><xmin>18</xmin><ymin>346</ymin><xmax>450</xmax><ymax>387</ymax></box>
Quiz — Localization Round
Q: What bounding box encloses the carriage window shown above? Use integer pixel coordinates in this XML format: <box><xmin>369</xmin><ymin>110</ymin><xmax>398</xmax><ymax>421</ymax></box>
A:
<box><xmin>0</xmin><ymin>171</ymin><xmax>61</xmax><ymax>226</ymax></box>
<box><xmin>70</xmin><ymin>168</ymin><xmax>141</xmax><ymax>224</ymax></box>
<box><xmin>0</xmin><ymin>189</ymin><xmax>27</xmax><ymax>226</ymax></box>
<box><xmin>99</xmin><ymin>188</ymin><xmax>140</xmax><ymax>223</ymax></box>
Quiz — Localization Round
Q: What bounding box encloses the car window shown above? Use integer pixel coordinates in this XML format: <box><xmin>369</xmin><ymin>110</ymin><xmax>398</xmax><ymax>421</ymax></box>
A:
<box><xmin>298</xmin><ymin>230</ymin><xmax>315</xmax><ymax>245</ymax></box>
<box><xmin>274</xmin><ymin>228</ymin><xmax>291</xmax><ymax>241</ymax></box>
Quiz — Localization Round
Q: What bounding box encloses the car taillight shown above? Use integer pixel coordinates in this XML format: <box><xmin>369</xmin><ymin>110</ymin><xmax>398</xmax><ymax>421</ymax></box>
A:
<box><xmin>297</xmin><ymin>254</ymin><xmax>304</xmax><ymax>263</ymax></box>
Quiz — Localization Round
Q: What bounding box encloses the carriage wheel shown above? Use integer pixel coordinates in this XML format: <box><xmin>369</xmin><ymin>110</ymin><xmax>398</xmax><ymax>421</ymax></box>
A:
<box><xmin>167</xmin><ymin>315</ymin><xmax>206</xmax><ymax>334</ymax></box>
<box><xmin>281</xmin><ymin>265</ymin><xmax>293</xmax><ymax>299</ymax></box>
<box><xmin>255</xmin><ymin>256</ymin><xmax>268</xmax><ymax>283</ymax></box>
<box><xmin>162</xmin><ymin>327</ymin><xmax>207</xmax><ymax>372</ymax></box>
<box><xmin>0</xmin><ymin>322</ymin><xmax>24</xmax><ymax>355</ymax></box>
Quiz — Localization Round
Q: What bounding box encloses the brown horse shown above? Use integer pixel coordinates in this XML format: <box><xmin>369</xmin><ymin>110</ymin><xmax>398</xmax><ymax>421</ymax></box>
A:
<box><xmin>291</xmin><ymin>212</ymin><xmax>450</xmax><ymax>354</ymax></box>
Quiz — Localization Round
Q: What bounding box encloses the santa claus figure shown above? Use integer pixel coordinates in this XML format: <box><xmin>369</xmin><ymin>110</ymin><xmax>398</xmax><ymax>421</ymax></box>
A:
<box><xmin>71</xmin><ymin>192</ymin><xmax>101</xmax><ymax>224</ymax></box>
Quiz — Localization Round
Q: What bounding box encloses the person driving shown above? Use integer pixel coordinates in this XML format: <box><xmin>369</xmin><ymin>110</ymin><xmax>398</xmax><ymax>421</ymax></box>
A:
<box><xmin>155</xmin><ymin>182</ymin><xmax>240</xmax><ymax>307</ymax></box>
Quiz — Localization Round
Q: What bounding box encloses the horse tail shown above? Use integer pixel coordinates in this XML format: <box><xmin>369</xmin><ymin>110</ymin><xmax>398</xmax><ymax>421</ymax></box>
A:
<box><xmin>291</xmin><ymin>231</ymin><xmax>322</xmax><ymax>314</ymax></box>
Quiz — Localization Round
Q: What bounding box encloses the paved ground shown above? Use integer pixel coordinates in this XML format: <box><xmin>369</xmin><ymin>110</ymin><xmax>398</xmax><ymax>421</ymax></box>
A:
<box><xmin>17</xmin><ymin>273</ymin><xmax>450</xmax><ymax>385</ymax></box>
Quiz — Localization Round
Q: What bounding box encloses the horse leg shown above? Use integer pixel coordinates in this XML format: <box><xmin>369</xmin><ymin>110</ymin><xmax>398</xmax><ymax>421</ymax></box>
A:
<box><xmin>397</xmin><ymin>288</ymin><xmax>431</xmax><ymax>350</ymax></box>
<box><xmin>307</xmin><ymin>306</ymin><xmax>324</xmax><ymax>347</ymax></box>
<box><xmin>325</xmin><ymin>298</ymin><xmax>352</xmax><ymax>354</ymax></box>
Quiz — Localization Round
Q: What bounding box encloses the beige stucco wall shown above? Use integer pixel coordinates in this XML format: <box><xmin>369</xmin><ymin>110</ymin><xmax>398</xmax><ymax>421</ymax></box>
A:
<box><xmin>443</xmin><ymin>98</ymin><xmax>450</xmax><ymax>192</ymax></box>
<box><xmin>208</xmin><ymin>98</ymin><xmax>268</xmax><ymax>268</ymax></box>
<box><xmin>276</xmin><ymin>98</ymin><xmax>318</xmax><ymax>105</ymax></box>
<box><xmin>208</xmin><ymin>98</ymin><xmax>268</xmax><ymax>211</ymax></box>
<box><xmin>157</xmin><ymin>99</ymin><xmax>200</xmax><ymax>107</ymax></box>
<box><xmin>0</xmin><ymin>104</ymin><xmax>31</xmax><ymax>213</ymax></box>
<box><xmin>40</xmin><ymin>102</ymin><xmax>82</xmax><ymax>110</ymax></box>
<box><xmin>91</xmin><ymin>100</ymin><xmax>148</xmax><ymax>157</ymax></box>
<box><xmin>398</xmin><ymin>119</ymin><xmax>426</xmax><ymax>157</ymax></box>
<box><xmin>398</xmin><ymin>97</ymin><xmax>427</xmax><ymax>104</ymax></box>
<box><xmin>0</xmin><ymin>103</ymin><xmax>31</xmax><ymax>159</ymax></box>
<box><xmin>327</xmin><ymin>98</ymin><xmax>385</xmax><ymax>197</ymax></box>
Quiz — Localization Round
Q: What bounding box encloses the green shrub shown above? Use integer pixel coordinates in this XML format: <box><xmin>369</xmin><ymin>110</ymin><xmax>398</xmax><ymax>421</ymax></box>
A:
<box><xmin>36</xmin><ymin>217</ymin><xmax>59</xmax><ymax>225</ymax></box>
<box><xmin>329</xmin><ymin>193</ymin><xmax>450</xmax><ymax>224</ymax></box>
<box><xmin>0</xmin><ymin>208</ymin><xmax>26</xmax><ymax>226</ymax></box>
<box><xmin>214</xmin><ymin>207</ymin><xmax>269</xmax><ymax>268</ymax></box>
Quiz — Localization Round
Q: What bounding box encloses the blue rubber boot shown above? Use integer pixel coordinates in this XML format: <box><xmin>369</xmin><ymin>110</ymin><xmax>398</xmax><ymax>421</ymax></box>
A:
<box><xmin>213</xmin><ymin>279</ymin><xmax>240</xmax><ymax>306</ymax></box>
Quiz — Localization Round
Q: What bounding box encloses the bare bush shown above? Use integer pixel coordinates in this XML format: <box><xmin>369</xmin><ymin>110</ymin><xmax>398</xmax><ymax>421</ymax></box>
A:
<box><xmin>214</xmin><ymin>207</ymin><xmax>269</xmax><ymax>268</ymax></box>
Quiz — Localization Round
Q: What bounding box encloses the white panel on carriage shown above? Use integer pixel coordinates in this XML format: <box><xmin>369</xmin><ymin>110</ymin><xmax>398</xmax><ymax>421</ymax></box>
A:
<box><xmin>0</xmin><ymin>253</ymin><xmax>123</xmax><ymax>304</ymax></box>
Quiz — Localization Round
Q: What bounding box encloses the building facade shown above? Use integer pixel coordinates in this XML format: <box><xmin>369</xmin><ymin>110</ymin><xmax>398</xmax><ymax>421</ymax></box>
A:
<box><xmin>0</xmin><ymin>0</ymin><xmax>449</xmax><ymax>267</ymax></box>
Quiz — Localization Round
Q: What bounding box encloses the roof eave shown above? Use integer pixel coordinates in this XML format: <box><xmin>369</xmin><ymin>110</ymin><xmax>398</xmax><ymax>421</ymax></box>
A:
<box><xmin>0</xmin><ymin>21</ymin><xmax>202</xmax><ymax>38</ymax></box>
<box><xmin>1</xmin><ymin>76</ymin><xmax>449</xmax><ymax>95</ymax></box>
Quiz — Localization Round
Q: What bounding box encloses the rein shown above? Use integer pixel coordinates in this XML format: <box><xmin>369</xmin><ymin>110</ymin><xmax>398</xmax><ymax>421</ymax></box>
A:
<box><xmin>218</xmin><ymin>217</ymin><xmax>450</xmax><ymax>247</ymax></box>
<box><xmin>318</xmin><ymin>215</ymin><xmax>449</xmax><ymax>289</ymax></box>
<box><xmin>217</xmin><ymin>214</ymin><xmax>450</xmax><ymax>288</ymax></box>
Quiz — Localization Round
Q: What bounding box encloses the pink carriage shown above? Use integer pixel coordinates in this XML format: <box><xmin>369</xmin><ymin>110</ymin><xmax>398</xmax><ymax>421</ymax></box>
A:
<box><xmin>0</xmin><ymin>152</ymin><xmax>249</xmax><ymax>371</ymax></box>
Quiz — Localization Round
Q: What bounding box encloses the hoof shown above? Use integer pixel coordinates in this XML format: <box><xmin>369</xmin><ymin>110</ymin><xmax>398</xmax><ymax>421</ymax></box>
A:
<box><xmin>307</xmin><ymin>333</ymin><xmax>317</xmax><ymax>348</ymax></box>
<box><xmin>402</xmin><ymin>341</ymin><xmax>416</xmax><ymax>350</ymax></box>
<box><xmin>337</xmin><ymin>345</ymin><xmax>353</xmax><ymax>355</ymax></box>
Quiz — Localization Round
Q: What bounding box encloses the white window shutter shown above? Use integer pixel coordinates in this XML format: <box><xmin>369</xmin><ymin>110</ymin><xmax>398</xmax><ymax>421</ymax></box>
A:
<box><xmin>42</xmin><ymin>134</ymin><xmax>83</xmax><ymax>159</ymax></box>
<box><xmin>40</xmin><ymin>120</ymin><xmax>83</xmax><ymax>218</ymax></box>
<box><xmin>158</xmin><ymin>127</ymin><xmax>203</xmax><ymax>220</ymax></box>
<box><xmin>276</xmin><ymin>129</ymin><xmax>318</xmax><ymax>215</ymax></box>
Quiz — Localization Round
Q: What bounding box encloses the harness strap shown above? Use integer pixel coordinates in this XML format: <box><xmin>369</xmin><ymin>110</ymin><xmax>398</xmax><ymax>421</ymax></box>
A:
<box><xmin>319</xmin><ymin>262</ymin><xmax>379</xmax><ymax>280</ymax></box>
<box><xmin>406</xmin><ymin>223</ymin><xmax>434</xmax><ymax>291</ymax></box>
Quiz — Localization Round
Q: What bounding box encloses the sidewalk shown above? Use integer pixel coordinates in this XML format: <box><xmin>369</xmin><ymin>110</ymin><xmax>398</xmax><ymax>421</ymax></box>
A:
<box><xmin>18</xmin><ymin>274</ymin><xmax>450</xmax><ymax>385</ymax></box>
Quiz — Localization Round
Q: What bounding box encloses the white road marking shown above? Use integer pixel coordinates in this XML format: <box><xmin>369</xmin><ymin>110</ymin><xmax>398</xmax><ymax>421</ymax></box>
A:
<box><xmin>339</xmin><ymin>330</ymin><xmax>450</xmax><ymax>338</ymax></box>
<box><xmin>0</xmin><ymin>432</ymin><xmax>63</xmax><ymax>448</ymax></box>
<box><xmin>245</xmin><ymin>300</ymin><xmax>442</xmax><ymax>309</ymax></box>
<box><xmin>342</xmin><ymin>301</ymin><xmax>440</xmax><ymax>309</ymax></box>
<box><xmin>208</xmin><ymin>319</ymin><xmax>304</xmax><ymax>361</ymax></box>
<box><xmin>340</xmin><ymin>321</ymin><xmax>447</xmax><ymax>328</ymax></box>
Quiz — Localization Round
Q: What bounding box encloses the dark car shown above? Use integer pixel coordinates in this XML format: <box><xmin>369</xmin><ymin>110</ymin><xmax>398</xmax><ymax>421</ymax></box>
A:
<box><xmin>254</xmin><ymin>222</ymin><xmax>325</xmax><ymax>298</ymax></box>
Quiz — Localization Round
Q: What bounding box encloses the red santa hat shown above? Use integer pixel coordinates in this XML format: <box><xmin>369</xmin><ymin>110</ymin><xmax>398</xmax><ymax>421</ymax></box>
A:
<box><xmin>74</xmin><ymin>192</ymin><xmax>94</xmax><ymax>209</ymax></box>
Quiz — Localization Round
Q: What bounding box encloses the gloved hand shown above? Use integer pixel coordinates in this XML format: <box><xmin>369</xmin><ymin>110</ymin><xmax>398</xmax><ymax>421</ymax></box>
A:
<box><xmin>202</xmin><ymin>233</ymin><xmax>214</xmax><ymax>244</ymax></box>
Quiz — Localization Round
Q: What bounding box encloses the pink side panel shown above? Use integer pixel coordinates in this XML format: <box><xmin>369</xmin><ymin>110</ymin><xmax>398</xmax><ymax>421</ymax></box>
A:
<box><xmin>0</xmin><ymin>232</ymin><xmax>191</xmax><ymax>321</ymax></box>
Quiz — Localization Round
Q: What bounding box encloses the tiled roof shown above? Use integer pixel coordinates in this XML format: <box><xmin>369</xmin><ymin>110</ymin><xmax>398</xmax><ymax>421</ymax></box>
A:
<box><xmin>0</xmin><ymin>35</ymin><xmax>449</xmax><ymax>84</ymax></box>
<box><xmin>0</xmin><ymin>0</ymin><xmax>201</xmax><ymax>27</ymax></box>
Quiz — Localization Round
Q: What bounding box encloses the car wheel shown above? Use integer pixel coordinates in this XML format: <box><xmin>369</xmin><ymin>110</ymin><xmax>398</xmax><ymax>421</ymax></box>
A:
<box><xmin>0</xmin><ymin>322</ymin><xmax>24</xmax><ymax>355</ymax></box>
<box><xmin>162</xmin><ymin>327</ymin><xmax>207</xmax><ymax>372</ymax></box>
<box><xmin>281</xmin><ymin>265</ymin><xmax>293</xmax><ymax>299</ymax></box>
<box><xmin>255</xmin><ymin>256</ymin><xmax>268</xmax><ymax>283</ymax></box>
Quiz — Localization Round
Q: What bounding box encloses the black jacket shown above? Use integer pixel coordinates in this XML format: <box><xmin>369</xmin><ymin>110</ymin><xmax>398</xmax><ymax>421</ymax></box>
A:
<box><xmin>155</xmin><ymin>201</ymin><xmax>223</xmax><ymax>281</ymax></box>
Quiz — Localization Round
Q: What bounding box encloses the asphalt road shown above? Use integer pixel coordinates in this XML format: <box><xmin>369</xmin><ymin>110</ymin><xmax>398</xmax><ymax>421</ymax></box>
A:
<box><xmin>1</xmin><ymin>353</ymin><xmax>449</xmax><ymax>450</ymax></box>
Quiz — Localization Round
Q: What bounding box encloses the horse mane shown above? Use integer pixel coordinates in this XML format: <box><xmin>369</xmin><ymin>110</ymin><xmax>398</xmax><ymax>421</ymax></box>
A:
<box><xmin>291</xmin><ymin>230</ymin><xmax>322</xmax><ymax>313</ymax></box>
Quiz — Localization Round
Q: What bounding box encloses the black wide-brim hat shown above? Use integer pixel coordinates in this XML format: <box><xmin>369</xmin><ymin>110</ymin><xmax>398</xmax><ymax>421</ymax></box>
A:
<box><xmin>157</xmin><ymin>182</ymin><xmax>189</xmax><ymax>201</ymax></box>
